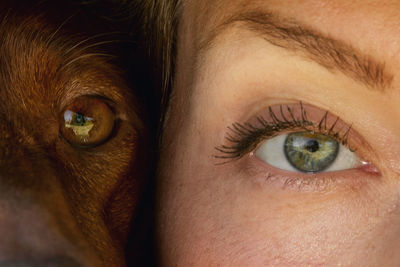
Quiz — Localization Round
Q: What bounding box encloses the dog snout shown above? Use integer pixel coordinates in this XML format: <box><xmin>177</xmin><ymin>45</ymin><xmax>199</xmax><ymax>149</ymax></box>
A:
<box><xmin>0</xmin><ymin>134</ymin><xmax>104</xmax><ymax>266</ymax></box>
<box><xmin>0</xmin><ymin>256</ymin><xmax>82</xmax><ymax>267</ymax></box>
<box><xmin>0</xmin><ymin>193</ymin><xmax>101</xmax><ymax>266</ymax></box>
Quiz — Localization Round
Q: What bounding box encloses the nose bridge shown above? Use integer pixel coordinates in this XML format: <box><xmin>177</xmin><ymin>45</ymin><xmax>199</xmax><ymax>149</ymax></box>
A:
<box><xmin>0</xmin><ymin>109</ymin><xmax>58</xmax><ymax>182</ymax></box>
<box><xmin>0</xmin><ymin>114</ymin><xmax>36</xmax><ymax>161</ymax></box>
<box><xmin>0</xmin><ymin>104</ymin><xmax>58</xmax><ymax>167</ymax></box>
<box><xmin>0</xmin><ymin>136</ymin><xmax>49</xmax><ymax>194</ymax></box>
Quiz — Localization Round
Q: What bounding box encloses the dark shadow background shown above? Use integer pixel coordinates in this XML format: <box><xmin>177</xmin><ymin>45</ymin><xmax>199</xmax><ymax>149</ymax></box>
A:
<box><xmin>78</xmin><ymin>2</ymin><xmax>160</xmax><ymax>266</ymax></box>
<box><xmin>78</xmin><ymin>2</ymin><xmax>159</xmax><ymax>266</ymax></box>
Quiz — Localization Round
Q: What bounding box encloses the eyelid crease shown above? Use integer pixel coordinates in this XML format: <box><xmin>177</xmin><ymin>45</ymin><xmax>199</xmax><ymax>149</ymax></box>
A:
<box><xmin>215</xmin><ymin>102</ymin><xmax>357</xmax><ymax>164</ymax></box>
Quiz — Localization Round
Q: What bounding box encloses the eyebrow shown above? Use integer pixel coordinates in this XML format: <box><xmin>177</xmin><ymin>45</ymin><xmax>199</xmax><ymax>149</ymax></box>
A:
<box><xmin>199</xmin><ymin>11</ymin><xmax>393</xmax><ymax>91</ymax></box>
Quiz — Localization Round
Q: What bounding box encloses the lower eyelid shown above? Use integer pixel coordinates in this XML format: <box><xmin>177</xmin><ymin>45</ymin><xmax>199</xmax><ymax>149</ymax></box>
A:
<box><xmin>243</xmin><ymin>154</ymin><xmax>381</xmax><ymax>192</ymax></box>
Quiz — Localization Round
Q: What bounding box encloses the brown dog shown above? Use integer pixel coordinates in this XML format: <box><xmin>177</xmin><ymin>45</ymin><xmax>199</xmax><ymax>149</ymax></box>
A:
<box><xmin>0</xmin><ymin>1</ymin><xmax>151</xmax><ymax>266</ymax></box>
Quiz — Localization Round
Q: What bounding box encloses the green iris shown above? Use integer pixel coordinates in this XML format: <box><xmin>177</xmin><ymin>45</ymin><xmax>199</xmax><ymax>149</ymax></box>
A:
<box><xmin>284</xmin><ymin>132</ymin><xmax>339</xmax><ymax>173</ymax></box>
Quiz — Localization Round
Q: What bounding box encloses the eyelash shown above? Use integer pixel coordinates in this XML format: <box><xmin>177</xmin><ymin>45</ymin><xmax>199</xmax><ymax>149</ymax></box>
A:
<box><xmin>215</xmin><ymin>102</ymin><xmax>353</xmax><ymax>162</ymax></box>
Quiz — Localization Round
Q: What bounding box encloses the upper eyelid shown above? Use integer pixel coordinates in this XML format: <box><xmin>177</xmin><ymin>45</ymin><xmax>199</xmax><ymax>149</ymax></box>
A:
<box><xmin>215</xmin><ymin>102</ymin><xmax>359</xmax><ymax>163</ymax></box>
<box><xmin>59</xmin><ymin>94</ymin><xmax>117</xmax><ymax>112</ymax></box>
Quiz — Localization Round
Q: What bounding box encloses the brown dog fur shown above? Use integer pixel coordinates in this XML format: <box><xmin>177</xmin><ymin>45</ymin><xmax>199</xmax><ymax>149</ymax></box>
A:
<box><xmin>0</xmin><ymin>1</ymin><xmax>151</xmax><ymax>265</ymax></box>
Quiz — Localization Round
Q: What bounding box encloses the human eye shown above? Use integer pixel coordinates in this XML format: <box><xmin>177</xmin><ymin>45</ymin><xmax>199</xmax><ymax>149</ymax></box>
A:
<box><xmin>255</xmin><ymin>131</ymin><xmax>361</xmax><ymax>173</ymax></box>
<box><xmin>215</xmin><ymin>102</ymin><xmax>379</xmax><ymax>190</ymax></box>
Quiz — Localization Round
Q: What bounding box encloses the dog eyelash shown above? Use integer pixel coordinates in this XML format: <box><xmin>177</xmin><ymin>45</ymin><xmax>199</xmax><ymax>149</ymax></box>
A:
<box><xmin>215</xmin><ymin>102</ymin><xmax>353</xmax><ymax>162</ymax></box>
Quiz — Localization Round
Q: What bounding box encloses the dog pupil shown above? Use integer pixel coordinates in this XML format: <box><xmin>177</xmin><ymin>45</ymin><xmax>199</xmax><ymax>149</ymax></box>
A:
<box><xmin>75</xmin><ymin>113</ymin><xmax>85</xmax><ymax>125</ymax></box>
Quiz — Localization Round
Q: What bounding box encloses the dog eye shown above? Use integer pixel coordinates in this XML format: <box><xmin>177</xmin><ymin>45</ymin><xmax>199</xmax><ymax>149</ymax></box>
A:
<box><xmin>60</xmin><ymin>97</ymin><xmax>115</xmax><ymax>147</ymax></box>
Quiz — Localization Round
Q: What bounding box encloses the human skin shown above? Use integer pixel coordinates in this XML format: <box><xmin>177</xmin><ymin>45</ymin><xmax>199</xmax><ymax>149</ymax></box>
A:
<box><xmin>157</xmin><ymin>0</ymin><xmax>400</xmax><ymax>266</ymax></box>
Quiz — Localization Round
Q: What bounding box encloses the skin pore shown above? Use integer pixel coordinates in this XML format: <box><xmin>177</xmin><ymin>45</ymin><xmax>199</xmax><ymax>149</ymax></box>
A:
<box><xmin>157</xmin><ymin>0</ymin><xmax>400</xmax><ymax>266</ymax></box>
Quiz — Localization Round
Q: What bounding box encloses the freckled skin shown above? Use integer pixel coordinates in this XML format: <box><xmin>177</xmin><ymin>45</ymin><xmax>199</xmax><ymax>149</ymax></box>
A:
<box><xmin>157</xmin><ymin>0</ymin><xmax>400</xmax><ymax>266</ymax></box>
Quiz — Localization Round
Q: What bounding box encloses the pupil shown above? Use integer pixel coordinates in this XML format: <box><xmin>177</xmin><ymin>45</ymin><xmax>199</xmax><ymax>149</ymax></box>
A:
<box><xmin>75</xmin><ymin>113</ymin><xmax>85</xmax><ymax>124</ymax></box>
<box><xmin>304</xmin><ymin>139</ymin><xmax>319</xmax><ymax>153</ymax></box>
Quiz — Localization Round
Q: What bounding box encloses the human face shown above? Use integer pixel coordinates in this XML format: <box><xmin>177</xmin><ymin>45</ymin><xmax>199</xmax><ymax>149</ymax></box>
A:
<box><xmin>157</xmin><ymin>0</ymin><xmax>400</xmax><ymax>266</ymax></box>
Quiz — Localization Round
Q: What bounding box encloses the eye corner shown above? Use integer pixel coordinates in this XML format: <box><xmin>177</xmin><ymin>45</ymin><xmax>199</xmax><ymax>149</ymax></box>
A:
<box><xmin>358</xmin><ymin>161</ymin><xmax>381</xmax><ymax>175</ymax></box>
